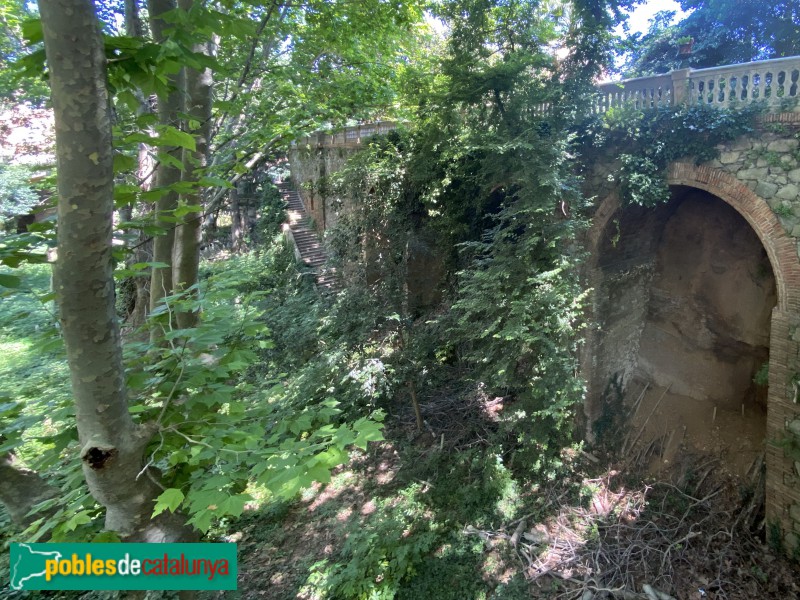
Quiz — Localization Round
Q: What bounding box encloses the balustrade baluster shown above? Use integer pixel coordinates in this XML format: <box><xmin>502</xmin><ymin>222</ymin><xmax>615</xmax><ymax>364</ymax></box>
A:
<box><xmin>764</xmin><ymin>72</ymin><xmax>774</xmax><ymax>104</ymax></box>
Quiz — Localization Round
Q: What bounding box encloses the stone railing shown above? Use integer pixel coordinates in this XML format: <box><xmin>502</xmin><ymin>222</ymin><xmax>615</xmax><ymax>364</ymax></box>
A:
<box><xmin>295</xmin><ymin>121</ymin><xmax>398</xmax><ymax>148</ymax></box>
<box><xmin>595</xmin><ymin>73</ymin><xmax>675</xmax><ymax>112</ymax></box>
<box><xmin>595</xmin><ymin>55</ymin><xmax>800</xmax><ymax>113</ymax></box>
<box><xmin>686</xmin><ymin>56</ymin><xmax>800</xmax><ymax>107</ymax></box>
<box><xmin>295</xmin><ymin>57</ymin><xmax>800</xmax><ymax>147</ymax></box>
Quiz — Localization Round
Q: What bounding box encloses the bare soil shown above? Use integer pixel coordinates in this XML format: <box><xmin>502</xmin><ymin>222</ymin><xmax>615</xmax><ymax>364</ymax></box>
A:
<box><xmin>623</xmin><ymin>378</ymin><xmax>767</xmax><ymax>479</ymax></box>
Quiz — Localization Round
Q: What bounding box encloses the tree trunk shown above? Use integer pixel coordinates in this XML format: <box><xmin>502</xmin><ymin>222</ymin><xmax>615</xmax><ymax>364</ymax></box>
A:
<box><xmin>172</xmin><ymin>0</ymin><xmax>214</xmax><ymax>329</ymax></box>
<box><xmin>40</xmin><ymin>0</ymin><xmax>191</xmax><ymax>542</ymax></box>
<box><xmin>232</xmin><ymin>178</ymin><xmax>255</xmax><ymax>251</ymax></box>
<box><xmin>148</xmin><ymin>0</ymin><xmax>183</xmax><ymax>316</ymax></box>
<box><xmin>247</xmin><ymin>199</ymin><xmax>258</xmax><ymax>241</ymax></box>
<box><xmin>124</xmin><ymin>0</ymin><xmax>145</xmax><ymax>37</ymax></box>
<box><xmin>230</xmin><ymin>185</ymin><xmax>243</xmax><ymax>251</ymax></box>
<box><xmin>122</xmin><ymin>0</ymin><xmax>154</xmax><ymax>330</ymax></box>
<box><xmin>0</xmin><ymin>453</ymin><xmax>57</xmax><ymax>528</ymax></box>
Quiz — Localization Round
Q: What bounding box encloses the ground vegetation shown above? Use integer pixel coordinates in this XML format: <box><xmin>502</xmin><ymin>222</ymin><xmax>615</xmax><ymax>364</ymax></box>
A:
<box><xmin>0</xmin><ymin>0</ymin><xmax>798</xmax><ymax>597</ymax></box>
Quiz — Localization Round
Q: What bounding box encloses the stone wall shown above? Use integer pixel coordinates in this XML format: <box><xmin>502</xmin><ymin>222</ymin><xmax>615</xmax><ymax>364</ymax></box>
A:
<box><xmin>704</xmin><ymin>115</ymin><xmax>800</xmax><ymax>245</ymax></box>
<box><xmin>287</xmin><ymin>145</ymin><xmax>357</xmax><ymax>232</ymax></box>
<box><xmin>585</xmin><ymin>113</ymin><xmax>800</xmax><ymax>550</ymax></box>
<box><xmin>286</xmin><ymin>142</ymin><xmax>446</xmax><ymax>311</ymax></box>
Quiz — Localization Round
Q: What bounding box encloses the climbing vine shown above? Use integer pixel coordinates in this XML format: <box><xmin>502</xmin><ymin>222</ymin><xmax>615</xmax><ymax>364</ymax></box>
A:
<box><xmin>580</xmin><ymin>102</ymin><xmax>762</xmax><ymax>207</ymax></box>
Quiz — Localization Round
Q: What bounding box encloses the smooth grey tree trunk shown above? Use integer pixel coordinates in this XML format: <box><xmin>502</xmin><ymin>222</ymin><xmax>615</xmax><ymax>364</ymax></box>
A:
<box><xmin>123</xmin><ymin>0</ymin><xmax>154</xmax><ymax>329</ymax></box>
<box><xmin>172</xmin><ymin>0</ymin><xmax>214</xmax><ymax>329</ymax></box>
<box><xmin>40</xmin><ymin>0</ymin><xmax>192</xmax><ymax>541</ymax></box>
<box><xmin>124</xmin><ymin>0</ymin><xmax>145</xmax><ymax>36</ymax></box>
<box><xmin>230</xmin><ymin>185</ymin><xmax>244</xmax><ymax>252</ymax></box>
<box><xmin>148</xmin><ymin>0</ymin><xmax>183</xmax><ymax>318</ymax></box>
<box><xmin>0</xmin><ymin>452</ymin><xmax>57</xmax><ymax>527</ymax></box>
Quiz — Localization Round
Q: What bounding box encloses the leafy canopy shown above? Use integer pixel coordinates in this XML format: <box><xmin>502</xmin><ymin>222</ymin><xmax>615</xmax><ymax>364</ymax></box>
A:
<box><xmin>620</xmin><ymin>0</ymin><xmax>800</xmax><ymax>77</ymax></box>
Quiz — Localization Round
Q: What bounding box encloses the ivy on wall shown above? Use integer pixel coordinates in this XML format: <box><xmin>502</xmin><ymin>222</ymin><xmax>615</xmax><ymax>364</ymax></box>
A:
<box><xmin>579</xmin><ymin>102</ymin><xmax>762</xmax><ymax>207</ymax></box>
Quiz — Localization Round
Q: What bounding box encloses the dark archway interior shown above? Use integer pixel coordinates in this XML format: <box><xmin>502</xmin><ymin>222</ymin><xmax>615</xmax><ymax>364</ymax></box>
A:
<box><xmin>593</xmin><ymin>187</ymin><xmax>776</xmax><ymax>475</ymax></box>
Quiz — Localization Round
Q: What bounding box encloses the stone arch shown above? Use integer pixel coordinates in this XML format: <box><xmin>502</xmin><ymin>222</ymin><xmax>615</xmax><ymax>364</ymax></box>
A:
<box><xmin>587</xmin><ymin>162</ymin><xmax>800</xmax><ymax>312</ymax></box>
<box><xmin>665</xmin><ymin>162</ymin><xmax>800</xmax><ymax>312</ymax></box>
<box><xmin>585</xmin><ymin>161</ymin><xmax>800</xmax><ymax>544</ymax></box>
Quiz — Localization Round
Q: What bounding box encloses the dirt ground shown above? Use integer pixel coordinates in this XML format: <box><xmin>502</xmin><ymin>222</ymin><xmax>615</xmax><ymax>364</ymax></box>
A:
<box><xmin>622</xmin><ymin>377</ymin><xmax>767</xmax><ymax>479</ymax></box>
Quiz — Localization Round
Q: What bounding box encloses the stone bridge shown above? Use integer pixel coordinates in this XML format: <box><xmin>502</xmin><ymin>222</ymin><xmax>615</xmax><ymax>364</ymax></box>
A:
<box><xmin>288</xmin><ymin>56</ymin><xmax>800</xmax><ymax>548</ymax></box>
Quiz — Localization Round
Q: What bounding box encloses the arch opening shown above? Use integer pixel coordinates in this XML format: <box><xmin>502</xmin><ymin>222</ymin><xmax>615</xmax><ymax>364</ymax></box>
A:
<box><xmin>592</xmin><ymin>186</ymin><xmax>776</xmax><ymax>476</ymax></box>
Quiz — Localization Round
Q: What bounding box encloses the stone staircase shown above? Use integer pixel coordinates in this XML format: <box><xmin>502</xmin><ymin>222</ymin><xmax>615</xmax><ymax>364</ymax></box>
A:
<box><xmin>276</xmin><ymin>181</ymin><xmax>338</xmax><ymax>291</ymax></box>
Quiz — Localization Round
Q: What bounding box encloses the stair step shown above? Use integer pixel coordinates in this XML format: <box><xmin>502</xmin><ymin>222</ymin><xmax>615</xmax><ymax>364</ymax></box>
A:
<box><xmin>278</xmin><ymin>178</ymin><xmax>340</xmax><ymax>292</ymax></box>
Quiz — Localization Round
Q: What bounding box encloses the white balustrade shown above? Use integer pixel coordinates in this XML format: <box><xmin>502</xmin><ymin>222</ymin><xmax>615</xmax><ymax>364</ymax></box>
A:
<box><xmin>687</xmin><ymin>56</ymin><xmax>800</xmax><ymax>107</ymax></box>
<box><xmin>595</xmin><ymin>73</ymin><xmax>674</xmax><ymax>113</ymax></box>
<box><xmin>593</xmin><ymin>56</ymin><xmax>800</xmax><ymax>113</ymax></box>
<box><xmin>294</xmin><ymin>56</ymin><xmax>800</xmax><ymax>147</ymax></box>
<box><xmin>295</xmin><ymin>121</ymin><xmax>398</xmax><ymax>148</ymax></box>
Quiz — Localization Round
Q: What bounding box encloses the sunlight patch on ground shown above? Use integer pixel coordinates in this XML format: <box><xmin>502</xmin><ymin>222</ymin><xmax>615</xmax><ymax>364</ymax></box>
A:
<box><xmin>0</xmin><ymin>339</ymin><xmax>32</xmax><ymax>360</ymax></box>
<box><xmin>307</xmin><ymin>470</ymin><xmax>355</xmax><ymax>512</ymax></box>
<box><xmin>522</xmin><ymin>474</ymin><xmax>647</xmax><ymax>581</ymax></box>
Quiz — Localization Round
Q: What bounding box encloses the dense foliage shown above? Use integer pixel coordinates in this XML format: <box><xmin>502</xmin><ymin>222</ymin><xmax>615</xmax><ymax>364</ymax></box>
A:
<box><xmin>3</xmin><ymin>0</ymin><xmax>796</xmax><ymax>596</ymax></box>
<box><xmin>0</xmin><ymin>0</ymin><xmax>631</xmax><ymax>545</ymax></box>
<box><xmin>620</xmin><ymin>0</ymin><xmax>800</xmax><ymax>76</ymax></box>
<box><xmin>0</xmin><ymin>164</ymin><xmax>39</xmax><ymax>223</ymax></box>
<box><xmin>579</xmin><ymin>101</ymin><xmax>762</xmax><ymax>207</ymax></box>
<box><xmin>318</xmin><ymin>0</ymin><xmax>627</xmax><ymax>479</ymax></box>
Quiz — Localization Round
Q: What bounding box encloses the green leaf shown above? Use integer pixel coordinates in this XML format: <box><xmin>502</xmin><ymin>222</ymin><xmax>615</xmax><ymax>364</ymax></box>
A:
<box><xmin>91</xmin><ymin>530</ymin><xmax>122</xmax><ymax>543</ymax></box>
<box><xmin>21</xmin><ymin>18</ymin><xmax>43</xmax><ymax>44</ymax></box>
<box><xmin>153</xmin><ymin>488</ymin><xmax>185</xmax><ymax>517</ymax></box>
<box><xmin>316</xmin><ymin>445</ymin><xmax>349</xmax><ymax>468</ymax></box>
<box><xmin>26</xmin><ymin>221</ymin><xmax>56</xmax><ymax>233</ymax></box>
<box><xmin>113</xmin><ymin>153</ymin><xmax>137</xmax><ymax>173</ymax></box>
<box><xmin>0</xmin><ymin>274</ymin><xmax>21</xmax><ymax>288</ymax></box>
<box><xmin>157</xmin><ymin>126</ymin><xmax>196</xmax><ymax>151</ymax></box>
<box><xmin>352</xmin><ymin>419</ymin><xmax>385</xmax><ymax>449</ymax></box>
<box><xmin>140</xmin><ymin>188</ymin><xmax>168</xmax><ymax>203</ymax></box>
<box><xmin>132</xmin><ymin>261</ymin><xmax>169</xmax><ymax>270</ymax></box>
<box><xmin>219</xmin><ymin>494</ymin><xmax>250</xmax><ymax>519</ymax></box>
<box><xmin>115</xmin><ymin>90</ymin><xmax>142</xmax><ymax>112</ymax></box>
<box><xmin>64</xmin><ymin>510</ymin><xmax>92</xmax><ymax>532</ymax></box>
<box><xmin>188</xmin><ymin>509</ymin><xmax>214</xmax><ymax>533</ymax></box>
<box><xmin>298</xmin><ymin>462</ymin><xmax>332</xmax><ymax>488</ymax></box>
<box><xmin>174</xmin><ymin>204</ymin><xmax>202</xmax><ymax>218</ymax></box>
<box><xmin>157</xmin><ymin>151</ymin><xmax>184</xmax><ymax>170</ymax></box>
<box><xmin>197</xmin><ymin>176</ymin><xmax>233</xmax><ymax>188</ymax></box>
<box><xmin>289</xmin><ymin>413</ymin><xmax>314</xmax><ymax>435</ymax></box>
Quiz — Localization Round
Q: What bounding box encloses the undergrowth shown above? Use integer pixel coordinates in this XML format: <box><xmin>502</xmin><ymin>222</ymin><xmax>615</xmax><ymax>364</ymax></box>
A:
<box><xmin>0</xmin><ymin>264</ymin><xmax>70</xmax><ymax>468</ymax></box>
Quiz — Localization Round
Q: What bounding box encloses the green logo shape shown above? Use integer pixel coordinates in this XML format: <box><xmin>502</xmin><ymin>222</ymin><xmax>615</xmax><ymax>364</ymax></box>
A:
<box><xmin>10</xmin><ymin>543</ymin><xmax>237</xmax><ymax>590</ymax></box>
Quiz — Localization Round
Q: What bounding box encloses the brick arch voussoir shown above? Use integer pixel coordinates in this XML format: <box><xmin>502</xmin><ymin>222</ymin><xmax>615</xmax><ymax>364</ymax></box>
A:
<box><xmin>666</xmin><ymin>162</ymin><xmax>800</xmax><ymax>312</ymax></box>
